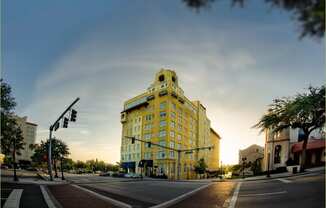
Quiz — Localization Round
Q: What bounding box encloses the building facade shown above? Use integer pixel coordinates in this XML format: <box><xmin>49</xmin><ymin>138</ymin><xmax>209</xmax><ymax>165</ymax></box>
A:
<box><xmin>263</xmin><ymin>127</ymin><xmax>324</xmax><ymax>171</ymax></box>
<box><xmin>14</xmin><ymin>116</ymin><xmax>37</xmax><ymax>162</ymax></box>
<box><xmin>120</xmin><ymin>69</ymin><xmax>220</xmax><ymax>179</ymax></box>
<box><xmin>239</xmin><ymin>144</ymin><xmax>264</xmax><ymax>165</ymax></box>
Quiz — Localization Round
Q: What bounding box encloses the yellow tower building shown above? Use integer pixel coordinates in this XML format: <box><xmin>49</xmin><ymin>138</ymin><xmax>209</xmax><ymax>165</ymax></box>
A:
<box><xmin>120</xmin><ymin>69</ymin><xmax>220</xmax><ymax>179</ymax></box>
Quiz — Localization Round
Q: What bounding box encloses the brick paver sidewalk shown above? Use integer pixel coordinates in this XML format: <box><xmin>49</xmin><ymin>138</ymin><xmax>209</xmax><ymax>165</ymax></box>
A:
<box><xmin>48</xmin><ymin>184</ymin><xmax>119</xmax><ymax>208</ymax></box>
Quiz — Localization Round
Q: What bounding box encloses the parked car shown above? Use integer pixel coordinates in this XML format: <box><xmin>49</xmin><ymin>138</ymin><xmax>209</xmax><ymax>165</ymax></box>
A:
<box><xmin>124</xmin><ymin>173</ymin><xmax>142</xmax><ymax>178</ymax></box>
<box><xmin>1</xmin><ymin>164</ymin><xmax>9</xmax><ymax>169</ymax></box>
<box><xmin>99</xmin><ymin>172</ymin><xmax>110</xmax><ymax>176</ymax></box>
<box><xmin>112</xmin><ymin>172</ymin><xmax>125</xmax><ymax>177</ymax></box>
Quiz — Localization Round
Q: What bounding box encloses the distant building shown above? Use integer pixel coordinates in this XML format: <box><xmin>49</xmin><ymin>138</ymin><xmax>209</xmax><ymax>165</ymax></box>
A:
<box><xmin>263</xmin><ymin>127</ymin><xmax>324</xmax><ymax>171</ymax></box>
<box><xmin>239</xmin><ymin>144</ymin><xmax>264</xmax><ymax>165</ymax></box>
<box><xmin>206</xmin><ymin>128</ymin><xmax>221</xmax><ymax>172</ymax></box>
<box><xmin>14</xmin><ymin>116</ymin><xmax>37</xmax><ymax>162</ymax></box>
<box><xmin>120</xmin><ymin>69</ymin><xmax>221</xmax><ymax>179</ymax></box>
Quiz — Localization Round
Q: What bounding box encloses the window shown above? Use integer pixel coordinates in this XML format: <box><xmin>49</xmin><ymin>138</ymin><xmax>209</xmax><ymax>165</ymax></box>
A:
<box><xmin>170</xmin><ymin>131</ymin><xmax>175</xmax><ymax>137</ymax></box>
<box><xmin>170</xmin><ymin>151</ymin><xmax>174</xmax><ymax>158</ymax></box>
<box><xmin>170</xmin><ymin>121</ymin><xmax>175</xmax><ymax>128</ymax></box>
<box><xmin>178</xmin><ymin>124</ymin><xmax>182</xmax><ymax>132</ymax></box>
<box><xmin>177</xmin><ymin>143</ymin><xmax>181</xmax><ymax>150</ymax></box>
<box><xmin>159</xmin><ymin>130</ymin><xmax>166</xmax><ymax>138</ymax></box>
<box><xmin>144</xmin><ymin>133</ymin><xmax>151</xmax><ymax>140</ymax></box>
<box><xmin>171</xmin><ymin>112</ymin><xmax>176</xmax><ymax>118</ymax></box>
<box><xmin>137</xmin><ymin>144</ymin><xmax>140</xmax><ymax>149</ymax></box>
<box><xmin>160</xmin><ymin>102</ymin><xmax>166</xmax><ymax>110</ymax></box>
<box><xmin>159</xmin><ymin>75</ymin><xmax>165</xmax><ymax>82</ymax></box>
<box><xmin>177</xmin><ymin>134</ymin><xmax>182</xmax><ymax>141</ymax></box>
<box><xmin>159</xmin><ymin>141</ymin><xmax>166</xmax><ymax>147</ymax></box>
<box><xmin>157</xmin><ymin>151</ymin><xmax>165</xmax><ymax>159</ymax></box>
<box><xmin>170</xmin><ymin>141</ymin><xmax>175</xmax><ymax>149</ymax></box>
<box><xmin>144</xmin><ymin>124</ymin><xmax>152</xmax><ymax>130</ymax></box>
<box><xmin>160</xmin><ymin>111</ymin><xmax>167</xmax><ymax>119</ymax></box>
<box><xmin>160</xmin><ymin>120</ymin><xmax>167</xmax><ymax>127</ymax></box>
<box><xmin>144</xmin><ymin>152</ymin><xmax>152</xmax><ymax>159</ymax></box>
<box><xmin>145</xmin><ymin>114</ymin><xmax>153</xmax><ymax>121</ymax></box>
<box><xmin>178</xmin><ymin>108</ymin><xmax>182</xmax><ymax>115</ymax></box>
<box><xmin>274</xmin><ymin>145</ymin><xmax>282</xmax><ymax>164</ymax></box>
<box><xmin>171</xmin><ymin>103</ymin><xmax>176</xmax><ymax>110</ymax></box>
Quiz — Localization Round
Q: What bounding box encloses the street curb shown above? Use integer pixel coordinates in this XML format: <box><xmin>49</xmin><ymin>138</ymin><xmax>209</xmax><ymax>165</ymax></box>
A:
<box><xmin>220</xmin><ymin>169</ymin><xmax>325</xmax><ymax>183</ymax></box>
<box><xmin>71</xmin><ymin>184</ymin><xmax>132</xmax><ymax>208</ymax></box>
<box><xmin>40</xmin><ymin>185</ymin><xmax>62</xmax><ymax>208</ymax></box>
<box><xmin>149</xmin><ymin>183</ymin><xmax>212</xmax><ymax>208</ymax></box>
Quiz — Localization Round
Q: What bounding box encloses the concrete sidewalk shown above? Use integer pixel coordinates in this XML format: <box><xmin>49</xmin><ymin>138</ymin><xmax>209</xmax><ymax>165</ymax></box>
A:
<box><xmin>230</xmin><ymin>166</ymin><xmax>325</xmax><ymax>182</ymax></box>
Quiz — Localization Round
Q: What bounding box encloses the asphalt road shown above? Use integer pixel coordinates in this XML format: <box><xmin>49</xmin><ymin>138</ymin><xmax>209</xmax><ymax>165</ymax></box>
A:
<box><xmin>65</xmin><ymin>175</ymin><xmax>210</xmax><ymax>206</ymax></box>
<box><xmin>64</xmin><ymin>171</ymin><xmax>325</xmax><ymax>208</ymax></box>
<box><xmin>235</xmin><ymin>172</ymin><xmax>325</xmax><ymax>208</ymax></box>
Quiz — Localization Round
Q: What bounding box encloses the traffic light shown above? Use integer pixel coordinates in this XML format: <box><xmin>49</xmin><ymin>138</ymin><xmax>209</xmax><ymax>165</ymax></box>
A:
<box><xmin>131</xmin><ymin>137</ymin><xmax>135</xmax><ymax>144</ymax></box>
<box><xmin>54</xmin><ymin>122</ymin><xmax>60</xmax><ymax>131</ymax></box>
<box><xmin>63</xmin><ymin>117</ymin><xmax>69</xmax><ymax>128</ymax></box>
<box><xmin>70</xmin><ymin>109</ymin><xmax>77</xmax><ymax>122</ymax></box>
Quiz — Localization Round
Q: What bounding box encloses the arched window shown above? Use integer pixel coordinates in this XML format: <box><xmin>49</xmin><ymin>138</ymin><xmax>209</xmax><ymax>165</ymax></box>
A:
<box><xmin>158</xmin><ymin>75</ymin><xmax>165</xmax><ymax>82</ymax></box>
<box><xmin>274</xmin><ymin>145</ymin><xmax>282</xmax><ymax>164</ymax></box>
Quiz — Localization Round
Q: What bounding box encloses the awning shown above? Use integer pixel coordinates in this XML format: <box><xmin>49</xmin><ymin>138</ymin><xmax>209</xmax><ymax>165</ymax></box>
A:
<box><xmin>121</xmin><ymin>162</ymin><xmax>136</xmax><ymax>169</ymax></box>
<box><xmin>291</xmin><ymin>139</ymin><xmax>325</xmax><ymax>153</ymax></box>
<box><xmin>138</xmin><ymin>160</ymin><xmax>153</xmax><ymax>168</ymax></box>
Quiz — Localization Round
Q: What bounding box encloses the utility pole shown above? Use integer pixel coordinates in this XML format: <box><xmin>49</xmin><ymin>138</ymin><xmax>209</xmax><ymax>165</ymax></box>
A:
<box><xmin>48</xmin><ymin>97</ymin><xmax>80</xmax><ymax>181</ymax></box>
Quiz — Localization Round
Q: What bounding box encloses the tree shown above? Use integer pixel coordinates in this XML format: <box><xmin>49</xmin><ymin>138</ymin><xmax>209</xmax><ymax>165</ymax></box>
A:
<box><xmin>194</xmin><ymin>158</ymin><xmax>208</xmax><ymax>178</ymax></box>
<box><xmin>31</xmin><ymin>138</ymin><xmax>70</xmax><ymax>177</ymax></box>
<box><xmin>1</xmin><ymin>80</ymin><xmax>25</xmax><ymax>181</ymax></box>
<box><xmin>46</xmin><ymin>138</ymin><xmax>69</xmax><ymax>177</ymax></box>
<box><xmin>183</xmin><ymin>0</ymin><xmax>325</xmax><ymax>40</ymax></box>
<box><xmin>254</xmin><ymin>85</ymin><xmax>325</xmax><ymax>171</ymax></box>
<box><xmin>251</xmin><ymin>158</ymin><xmax>263</xmax><ymax>175</ymax></box>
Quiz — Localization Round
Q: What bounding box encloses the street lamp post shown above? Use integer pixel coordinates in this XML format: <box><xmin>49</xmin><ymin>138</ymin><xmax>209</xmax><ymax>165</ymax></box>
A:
<box><xmin>242</xmin><ymin>157</ymin><xmax>247</xmax><ymax>179</ymax></box>
<box><xmin>267</xmin><ymin>151</ymin><xmax>271</xmax><ymax>178</ymax></box>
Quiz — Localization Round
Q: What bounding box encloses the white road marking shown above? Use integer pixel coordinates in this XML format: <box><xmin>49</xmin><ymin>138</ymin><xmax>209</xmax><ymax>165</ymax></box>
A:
<box><xmin>3</xmin><ymin>189</ymin><xmax>23</xmax><ymax>208</ymax></box>
<box><xmin>72</xmin><ymin>184</ymin><xmax>132</xmax><ymax>208</ymax></box>
<box><xmin>40</xmin><ymin>185</ymin><xmax>59</xmax><ymax>208</ymax></box>
<box><xmin>277</xmin><ymin>178</ymin><xmax>292</xmax><ymax>183</ymax></box>
<box><xmin>240</xmin><ymin>190</ymin><xmax>287</xmax><ymax>197</ymax></box>
<box><xmin>150</xmin><ymin>183</ymin><xmax>212</xmax><ymax>208</ymax></box>
<box><xmin>228</xmin><ymin>182</ymin><xmax>242</xmax><ymax>208</ymax></box>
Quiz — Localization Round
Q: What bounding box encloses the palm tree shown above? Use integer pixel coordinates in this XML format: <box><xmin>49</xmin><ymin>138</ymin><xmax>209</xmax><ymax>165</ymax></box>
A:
<box><xmin>254</xmin><ymin>86</ymin><xmax>325</xmax><ymax>171</ymax></box>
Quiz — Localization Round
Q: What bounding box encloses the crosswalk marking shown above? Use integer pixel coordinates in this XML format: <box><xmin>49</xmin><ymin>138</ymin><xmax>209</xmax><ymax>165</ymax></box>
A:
<box><xmin>277</xmin><ymin>178</ymin><xmax>292</xmax><ymax>183</ymax></box>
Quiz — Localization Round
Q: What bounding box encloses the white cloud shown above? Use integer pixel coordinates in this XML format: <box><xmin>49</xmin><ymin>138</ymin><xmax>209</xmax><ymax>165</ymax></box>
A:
<box><xmin>22</xmin><ymin>16</ymin><xmax>323</xmax><ymax>165</ymax></box>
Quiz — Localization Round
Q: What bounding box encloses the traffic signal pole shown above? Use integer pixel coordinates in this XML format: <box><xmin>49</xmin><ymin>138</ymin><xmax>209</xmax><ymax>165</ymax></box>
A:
<box><xmin>124</xmin><ymin>136</ymin><xmax>213</xmax><ymax>180</ymax></box>
<box><xmin>48</xmin><ymin>97</ymin><xmax>80</xmax><ymax>181</ymax></box>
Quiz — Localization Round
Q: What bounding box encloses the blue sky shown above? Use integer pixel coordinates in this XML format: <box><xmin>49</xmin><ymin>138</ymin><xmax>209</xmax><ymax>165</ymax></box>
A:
<box><xmin>2</xmin><ymin>0</ymin><xmax>324</xmax><ymax>164</ymax></box>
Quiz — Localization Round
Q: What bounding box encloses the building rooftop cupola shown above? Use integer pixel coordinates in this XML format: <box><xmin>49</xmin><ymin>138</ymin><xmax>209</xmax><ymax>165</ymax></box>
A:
<box><xmin>154</xmin><ymin>68</ymin><xmax>178</xmax><ymax>87</ymax></box>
